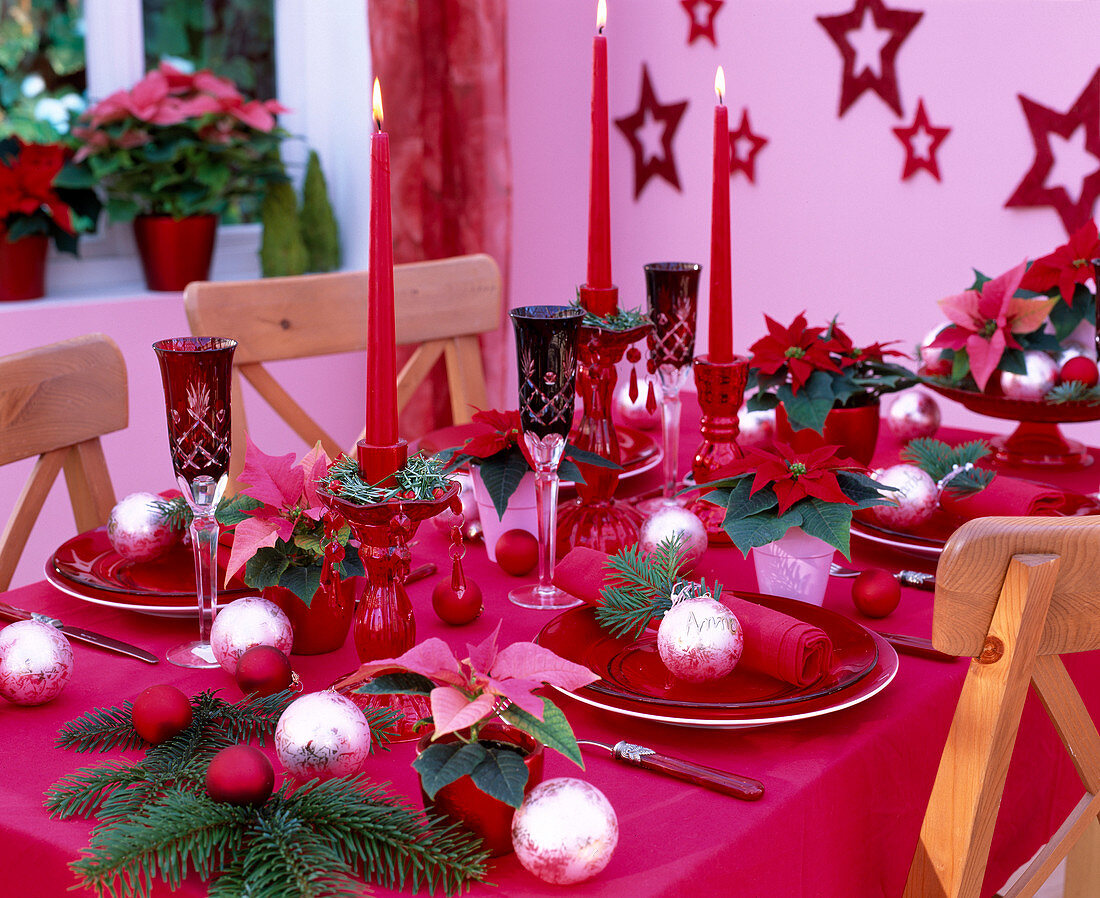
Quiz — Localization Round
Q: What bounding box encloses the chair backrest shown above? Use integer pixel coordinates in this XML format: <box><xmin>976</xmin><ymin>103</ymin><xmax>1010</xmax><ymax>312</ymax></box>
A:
<box><xmin>0</xmin><ymin>333</ymin><xmax>127</xmax><ymax>590</ymax></box>
<box><xmin>905</xmin><ymin>515</ymin><xmax>1100</xmax><ymax>898</ymax></box>
<box><xmin>183</xmin><ymin>252</ymin><xmax>501</xmax><ymax>488</ymax></box>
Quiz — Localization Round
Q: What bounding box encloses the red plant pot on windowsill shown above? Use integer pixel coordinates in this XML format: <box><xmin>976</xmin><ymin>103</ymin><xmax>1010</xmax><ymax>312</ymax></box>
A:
<box><xmin>0</xmin><ymin>231</ymin><xmax>48</xmax><ymax>301</ymax></box>
<box><xmin>133</xmin><ymin>214</ymin><xmax>217</xmax><ymax>292</ymax></box>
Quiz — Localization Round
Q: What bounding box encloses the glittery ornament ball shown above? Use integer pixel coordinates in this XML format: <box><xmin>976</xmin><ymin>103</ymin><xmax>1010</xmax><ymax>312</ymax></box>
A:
<box><xmin>918</xmin><ymin>322</ymin><xmax>952</xmax><ymax>375</ymax></box>
<box><xmin>639</xmin><ymin>506</ymin><xmax>707</xmax><ymax>573</ymax></box>
<box><xmin>275</xmin><ymin>691</ymin><xmax>371</xmax><ymax>780</ymax></box>
<box><xmin>210</xmin><ymin>596</ymin><xmax>294</xmax><ymax>673</ymax></box>
<box><xmin>432</xmin><ymin>471</ymin><xmax>477</xmax><ymax>534</ymax></box>
<box><xmin>0</xmin><ymin>619</ymin><xmax>73</xmax><ymax>705</ymax></box>
<box><xmin>885</xmin><ymin>391</ymin><xmax>941</xmax><ymax>443</ymax></box>
<box><xmin>870</xmin><ymin>464</ymin><xmax>939</xmax><ymax>529</ymax></box>
<box><xmin>512</xmin><ymin>778</ymin><xmax>619</xmax><ymax>885</ymax></box>
<box><xmin>1000</xmin><ymin>352</ymin><xmax>1059</xmax><ymax>401</ymax></box>
<box><xmin>657</xmin><ymin>596</ymin><xmax>743</xmax><ymax>682</ymax></box>
<box><xmin>737</xmin><ymin>407</ymin><xmax>775</xmax><ymax>450</ymax></box>
<box><xmin>107</xmin><ymin>491</ymin><xmax>177</xmax><ymax>562</ymax></box>
<box><xmin>613</xmin><ymin>379</ymin><xmax>660</xmax><ymax>430</ymax></box>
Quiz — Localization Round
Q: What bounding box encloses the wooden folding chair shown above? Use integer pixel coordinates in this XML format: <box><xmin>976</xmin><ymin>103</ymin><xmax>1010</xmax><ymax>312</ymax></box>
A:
<box><xmin>904</xmin><ymin>515</ymin><xmax>1100</xmax><ymax>898</ymax></box>
<box><xmin>183</xmin><ymin>253</ymin><xmax>501</xmax><ymax>489</ymax></box>
<box><xmin>0</xmin><ymin>333</ymin><xmax>127</xmax><ymax>590</ymax></box>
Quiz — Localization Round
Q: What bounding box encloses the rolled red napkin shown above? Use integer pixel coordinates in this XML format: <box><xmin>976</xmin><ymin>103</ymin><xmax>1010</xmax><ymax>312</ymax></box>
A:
<box><xmin>552</xmin><ymin>547</ymin><xmax>834</xmax><ymax>687</ymax></box>
<box><xmin>939</xmin><ymin>475</ymin><xmax>1068</xmax><ymax>520</ymax></box>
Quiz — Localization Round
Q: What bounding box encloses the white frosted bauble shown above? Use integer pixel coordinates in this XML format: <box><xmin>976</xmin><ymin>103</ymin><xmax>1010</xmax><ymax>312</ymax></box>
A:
<box><xmin>512</xmin><ymin>778</ymin><xmax>619</xmax><ymax>885</ymax></box>
<box><xmin>210</xmin><ymin>596</ymin><xmax>293</xmax><ymax>673</ymax></box>
<box><xmin>918</xmin><ymin>322</ymin><xmax>952</xmax><ymax>373</ymax></box>
<box><xmin>638</xmin><ymin>506</ymin><xmax>707</xmax><ymax>573</ymax></box>
<box><xmin>612</xmin><ymin>378</ymin><xmax>660</xmax><ymax>430</ymax></box>
<box><xmin>885</xmin><ymin>391</ymin><xmax>941</xmax><ymax>443</ymax></box>
<box><xmin>1063</xmin><ymin>318</ymin><xmax>1098</xmax><ymax>360</ymax></box>
<box><xmin>656</xmin><ymin>596</ymin><xmax>743</xmax><ymax>682</ymax></box>
<box><xmin>1000</xmin><ymin>352</ymin><xmax>1059</xmax><ymax>401</ymax></box>
<box><xmin>432</xmin><ymin>471</ymin><xmax>478</xmax><ymax>534</ymax></box>
<box><xmin>107</xmin><ymin>491</ymin><xmax>177</xmax><ymax>562</ymax></box>
<box><xmin>870</xmin><ymin>464</ymin><xmax>939</xmax><ymax>529</ymax></box>
<box><xmin>0</xmin><ymin>619</ymin><xmax>73</xmax><ymax>705</ymax></box>
<box><xmin>737</xmin><ymin>408</ymin><xmax>775</xmax><ymax>450</ymax></box>
<box><xmin>275</xmin><ymin>691</ymin><xmax>371</xmax><ymax>780</ymax></box>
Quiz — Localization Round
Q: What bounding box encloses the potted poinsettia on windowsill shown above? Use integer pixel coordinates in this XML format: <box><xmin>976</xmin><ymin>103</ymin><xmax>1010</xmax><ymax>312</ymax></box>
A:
<box><xmin>0</xmin><ymin>138</ymin><xmax>100</xmax><ymax>301</ymax></box>
<box><xmin>438</xmin><ymin>408</ymin><xmax>619</xmax><ymax>562</ymax></box>
<box><xmin>746</xmin><ymin>312</ymin><xmax>916</xmax><ymax>464</ymax></box>
<box><xmin>337</xmin><ymin>623</ymin><xmax>598</xmax><ymax>856</ymax></box>
<box><xmin>70</xmin><ymin>61</ymin><xmax>288</xmax><ymax>291</ymax></box>
<box><xmin>216</xmin><ymin>439</ymin><xmax>364</xmax><ymax>654</ymax></box>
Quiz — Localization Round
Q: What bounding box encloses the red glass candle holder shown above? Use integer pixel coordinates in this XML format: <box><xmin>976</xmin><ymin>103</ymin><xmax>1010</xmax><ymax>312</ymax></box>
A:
<box><xmin>556</xmin><ymin>321</ymin><xmax>651</xmax><ymax>554</ymax></box>
<box><xmin>689</xmin><ymin>354</ymin><xmax>750</xmax><ymax>543</ymax></box>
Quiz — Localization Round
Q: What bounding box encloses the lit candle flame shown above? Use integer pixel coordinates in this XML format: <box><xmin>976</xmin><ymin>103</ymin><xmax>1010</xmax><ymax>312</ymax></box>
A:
<box><xmin>715</xmin><ymin>66</ymin><xmax>725</xmax><ymax>104</ymax></box>
<box><xmin>597</xmin><ymin>0</ymin><xmax>606</xmax><ymax>33</ymax></box>
<box><xmin>372</xmin><ymin>78</ymin><xmax>383</xmax><ymax>131</ymax></box>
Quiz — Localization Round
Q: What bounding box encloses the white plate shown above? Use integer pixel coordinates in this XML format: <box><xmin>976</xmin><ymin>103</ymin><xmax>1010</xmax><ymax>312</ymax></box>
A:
<box><xmin>850</xmin><ymin>521</ymin><xmax>942</xmax><ymax>557</ymax></box>
<box><xmin>45</xmin><ymin>566</ymin><xmax>199</xmax><ymax>618</ymax></box>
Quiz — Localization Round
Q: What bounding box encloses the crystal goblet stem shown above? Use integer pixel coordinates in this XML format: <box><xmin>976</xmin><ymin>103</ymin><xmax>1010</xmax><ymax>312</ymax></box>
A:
<box><xmin>655</xmin><ymin>364</ymin><xmax>690</xmax><ymax>504</ymax></box>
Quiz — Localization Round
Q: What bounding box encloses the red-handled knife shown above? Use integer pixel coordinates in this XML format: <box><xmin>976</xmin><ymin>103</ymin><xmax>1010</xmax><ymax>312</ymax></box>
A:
<box><xmin>0</xmin><ymin>601</ymin><xmax>159</xmax><ymax>664</ymax></box>
<box><xmin>579</xmin><ymin>740</ymin><xmax>764</xmax><ymax>801</ymax></box>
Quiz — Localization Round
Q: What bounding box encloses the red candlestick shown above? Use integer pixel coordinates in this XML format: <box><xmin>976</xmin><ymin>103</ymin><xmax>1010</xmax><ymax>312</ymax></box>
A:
<box><xmin>585</xmin><ymin>1</ymin><xmax>612</xmax><ymax>294</ymax></box>
<box><xmin>366</xmin><ymin>78</ymin><xmax>398</xmax><ymax>446</ymax></box>
<box><xmin>708</xmin><ymin>67</ymin><xmax>733</xmax><ymax>364</ymax></box>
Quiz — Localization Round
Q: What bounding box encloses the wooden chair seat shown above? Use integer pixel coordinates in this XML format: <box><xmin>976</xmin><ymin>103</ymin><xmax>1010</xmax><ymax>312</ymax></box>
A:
<box><xmin>183</xmin><ymin>253</ymin><xmax>501</xmax><ymax>488</ymax></box>
<box><xmin>0</xmin><ymin>334</ymin><xmax>127</xmax><ymax>590</ymax></box>
<box><xmin>905</xmin><ymin>515</ymin><xmax>1100</xmax><ymax>898</ymax></box>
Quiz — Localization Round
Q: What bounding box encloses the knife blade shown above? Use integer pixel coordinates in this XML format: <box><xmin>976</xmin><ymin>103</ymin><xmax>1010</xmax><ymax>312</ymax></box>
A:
<box><xmin>0</xmin><ymin>601</ymin><xmax>159</xmax><ymax>664</ymax></box>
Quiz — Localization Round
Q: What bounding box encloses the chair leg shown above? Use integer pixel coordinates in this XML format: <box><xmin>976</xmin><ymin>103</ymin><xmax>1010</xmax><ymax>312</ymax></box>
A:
<box><xmin>1065</xmin><ymin>818</ymin><xmax>1100</xmax><ymax>898</ymax></box>
<box><xmin>444</xmin><ymin>335</ymin><xmax>489</xmax><ymax>424</ymax></box>
<box><xmin>63</xmin><ymin>438</ymin><xmax>117</xmax><ymax>532</ymax></box>
<box><xmin>904</xmin><ymin>554</ymin><xmax>1061</xmax><ymax>898</ymax></box>
<box><xmin>0</xmin><ymin>448</ymin><xmax>66</xmax><ymax>590</ymax></box>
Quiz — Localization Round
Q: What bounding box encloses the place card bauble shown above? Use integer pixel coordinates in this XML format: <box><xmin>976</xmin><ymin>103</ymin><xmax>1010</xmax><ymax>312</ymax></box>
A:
<box><xmin>656</xmin><ymin>588</ymin><xmax>743</xmax><ymax>683</ymax></box>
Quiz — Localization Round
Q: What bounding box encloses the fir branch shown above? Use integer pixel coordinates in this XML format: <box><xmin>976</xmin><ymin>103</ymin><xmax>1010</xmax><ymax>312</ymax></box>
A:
<box><xmin>45</xmin><ymin>760</ymin><xmax>150</xmax><ymax>820</ymax></box>
<box><xmin>1046</xmin><ymin>381</ymin><xmax>1100</xmax><ymax>405</ymax></box>
<box><xmin>56</xmin><ymin>700</ymin><xmax>144</xmax><ymax>753</ymax></box>
<box><xmin>153</xmin><ymin>495</ymin><xmax>192</xmax><ymax>532</ymax></box>
<box><xmin>569</xmin><ymin>299</ymin><xmax>651</xmax><ymax>332</ymax></box>
<box><xmin>238</xmin><ymin>809</ymin><xmax>361</xmax><ymax>898</ymax></box>
<box><xmin>321</xmin><ymin>453</ymin><xmax>452</xmax><ymax>506</ymax></box>
<box><xmin>901</xmin><ymin>437</ymin><xmax>995</xmax><ymax>497</ymax></box>
<box><xmin>361</xmin><ymin>705</ymin><xmax>402</xmax><ymax>752</ymax></box>
<box><xmin>203</xmin><ymin>689</ymin><xmax>297</xmax><ymax>745</ymax></box>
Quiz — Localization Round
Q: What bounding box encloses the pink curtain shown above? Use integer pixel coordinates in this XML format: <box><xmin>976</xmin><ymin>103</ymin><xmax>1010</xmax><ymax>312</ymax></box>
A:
<box><xmin>368</xmin><ymin>0</ymin><xmax>511</xmax><ymax>434</ymax></box>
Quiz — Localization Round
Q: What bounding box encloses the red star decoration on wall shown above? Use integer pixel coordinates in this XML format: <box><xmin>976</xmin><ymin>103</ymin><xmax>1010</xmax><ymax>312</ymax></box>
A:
<box><xmin>1005</xmin><ymin>68</ymin><xmax>1100</xmax><ymax>235</ymax></box>
<box><xmin>680</xmin><ymin>0</ymin><xmax>724</xmax><ymax>46</ymax></box>
<box><xmin>729</xmin><ymin>109</ymin><xmax>768</xmax><ymax>182</ymax></box>
<box><xmin>817</xmin><ymin>0</ymin><xmax>922</xmax><ymax>118</ymax></box>
<box><xmin>892</xmin><ymin>98</ymin><xmax>949</xmax><ymax>181</ymax></box>
<box><xmin>614</xmin><ymin>65</ymin><xmax>689</xmax><ymax>199</ymax></box>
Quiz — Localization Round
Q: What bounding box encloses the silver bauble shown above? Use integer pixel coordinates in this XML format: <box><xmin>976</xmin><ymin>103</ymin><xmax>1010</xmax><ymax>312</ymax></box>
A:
<box><xmin>107</xmin><ymin>491</ymin><xmax>178</xmax><ymax>562</ymax></box>
<box><xmin>1000</xmin><ymin>352</ymin><xmax>1058</xmax><ymax>401</ymax></box>
<box><xmin>885</xmin><ymin>391</ymin><xmax>941</xmax><ymax>443</ymax></box>
<box><xmin>737</xmin><ymin>407</ymin><xmax>775</xmax><ymax>450</ymax></box>
<box><xmin>870</xmin><ymin>464</ymin><xmax>938</xmax><ymax>529</ymax></box>
<box><xmin>638</xmin><ymin>505</ymin><xmax>707</xmax><ymax>573</ymax></box>
<box><xmin>275</xmin><ymin>691</ymin><xmax>372</xmax><ymax>780</ymax></box>
<box><xmin>210</xmin><ymin>596</ymin><xmax>294</xmax><ymax>673</ymax></box>
<box><xmin>657</xmin><ymin>595</ymin><xmax>743</xmax><ymax>682</ymax></box>
<box><xmin>612</xmin><ymin>378</ymin><xmax>660</xmax><ymax>430</ymax></box>
<box><xmin>512</xmin><ymin>778</ymin><xmax>619</xmax><ymax>885</ymax></box>
<box><xmin>918</xmin><ymin>322</ymin><xmax>952</xmax><ymax>373</ymax></box>
<box><xmin>0</xmin><ymin>619</ymin><xmax>73</xmax><ymax>705</ymax></box>
<box><xmin>432</xmin><ymin>470</ymin><xmax>479</xmax><ymax>533</ymax></box>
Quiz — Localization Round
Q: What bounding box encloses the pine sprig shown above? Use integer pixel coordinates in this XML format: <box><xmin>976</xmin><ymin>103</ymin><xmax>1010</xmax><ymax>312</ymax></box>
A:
<box><xmin>569</xmin><ymin>298</ymin><xmax>651</xmax><ymax>332</ymax></box>
<box><xmin>321</xmin><ymin>453</ymin><xmax>452</xmax><ymax>506</ymax></box>
<box><xmin>153</xmin><ymin>495</ymin><xmax>192</xmax><ymax>532</ymax></box>
<box><xmin>1046</xmin><ymin>380</ymin><xmax>1100</xmax><ymax>405</ymax></box>
<box><xmin>901</xmin><ymin>437</ymin><xmax>996</xmax><ymax>496</ymax></box>
<box><xmin>595</xmin><ymin>535</ymin><xmax>723</xmax><ymax>639</ymax></box>
<box><xmin>236</xmin><ymin>810</ymin><xmax>360</xmax><ymax>898</ymax></box>
<box><xmin>56</xmin><ymin>701</ymin><xmax>145</xmax><ymax>753</ymax></box>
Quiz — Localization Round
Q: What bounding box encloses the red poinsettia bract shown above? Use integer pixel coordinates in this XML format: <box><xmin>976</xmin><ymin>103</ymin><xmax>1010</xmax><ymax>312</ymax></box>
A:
<box><xmin>749</xmin><ymin>312</ymin><xmax>848</xmax><ymax>393</ymax></box>
<box><xmin>1020</xmin><ymin>219</ymin><xmax>1100</xmax><ymax>307</ymax></box>
<box><xmin>716</xmin><ymin>441</ymin><xmax>856</xmax><ymax>515</ymax></box>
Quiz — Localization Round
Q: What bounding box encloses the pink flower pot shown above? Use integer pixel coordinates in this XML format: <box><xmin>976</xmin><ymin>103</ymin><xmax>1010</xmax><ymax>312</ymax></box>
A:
<box><xmin>752</xmin><ymin>527</ymin><xmax>834</xmax><ymax>606</ymax></box>
<box><xmin>471</xmin><ymin>468</ymin><xmax>537</xmax><ymax>562</ymax></box>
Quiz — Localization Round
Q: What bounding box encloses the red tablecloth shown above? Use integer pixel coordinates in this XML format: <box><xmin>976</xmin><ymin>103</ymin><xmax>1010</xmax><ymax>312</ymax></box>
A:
<box><xmin>3</xmin><ymin>399</ymin><xmax>1098</xmax><ymax>898</ymax></box>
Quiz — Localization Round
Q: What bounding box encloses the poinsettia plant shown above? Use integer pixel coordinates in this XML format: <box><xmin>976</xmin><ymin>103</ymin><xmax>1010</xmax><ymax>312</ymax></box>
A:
<box><xmin>438</xmin><ymin>408</ymin><xmax>619</xmax><ymax>519</ymax></box>
<box><xmin>346</xmin><ymin>624</ymin><xmax>598</xmax><ymax>809</ymax></box>
<box><xmin>747</xmin><ymin>312</ymin><xmax>917</xmax><ymax>433</ymax></box>
<box><xmin>216</xmin><ymin>439</ymin><xmax>362</xmax><ymax>605</ymax></box>
<box><xmin>1019</xmin><ymin>220</ymin><xmax>1100</xmax><ymax>345</ymax></box>
<box><xmin>69</xmin><ymin>62</ymin><xmax>288</xmax><ymax>221</ymax></box>
<box><xmin>695</xmin><ymin>441</ymin><xmax>895</xmax><ymax>557</ymax></box>
<box><xmin>0</xmin><ymin>138</ymin><xmax>100</xmax><ymax>253</ymax></box>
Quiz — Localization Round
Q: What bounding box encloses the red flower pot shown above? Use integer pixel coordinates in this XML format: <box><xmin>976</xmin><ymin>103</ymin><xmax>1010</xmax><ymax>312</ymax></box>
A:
<box><xmin>263</xmin><ymin>574</ymin><xmax>363</xmax><ymax>655</ymax></box>
<box><xmin>133</xmin><ymin>214</ymin><xmax>217</xmax><ymax>292</ymax></box>
<box><xmin>0</xmin><ymin>232</ymin><xmax>48</xmax><ymax>301</ymax></box>
<box><xmin>774</xmin><ymin>399</ymin><xmax>880</xmax><ymax>465</ymax></box>
<box><xmin>418</xmin><ymin>723</ymin><xmax>544</xmax><ymax>856</ymax></box>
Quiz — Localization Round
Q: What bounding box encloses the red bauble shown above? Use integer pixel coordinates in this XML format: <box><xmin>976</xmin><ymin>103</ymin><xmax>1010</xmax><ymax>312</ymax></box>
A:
<box><xmin>496</xmin><ymin>529</ymin><xmax>539</xmax><ymax>576</ymax></box>
<box><xmin>235</xmin><ymin>645</ymin><xmax>294</xmax><ymax>697</ymax></box>
<box><xmin>852</xmin><ymin>569</ymin><xmax>901</xmax><ymax>619</ymax></box>
<box><xmin>431</xmin><ymin>579</ymin><xmax>483</xmax><ymax>625</ymax></box>
<box><xmin>205</xmin><ymin>745</ymin><xmax>275</xmax><ymax>807</ymax></box>
<box><xmin>131</xmin><ymin>684</ymin><xmax>193</xmax><ymax>744</ymax></box>
<box><xmin>1060</xmin><ymin>355</ymin><xmax>1099</xmax><ymax>388</ymax></box>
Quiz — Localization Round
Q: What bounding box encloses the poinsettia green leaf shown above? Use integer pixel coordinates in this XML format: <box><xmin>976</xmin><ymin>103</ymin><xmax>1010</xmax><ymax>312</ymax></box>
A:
<box><xmin>794</xmin><ymin>499</ymin><xmax>852</xmax><ymax>558</ymax></box>
<box><xmin>563</xmin><ymin>443</ymin><xmax>621</xmax><ymax>469</ymax></box>
<box><xmin>557</xmin><ymin>458</ymin><xmax>587</xmax><ymax>485</ymax></box>
<box><xmin>950</xmin><ymin>349</ymin><xmax>970</xmax><ymax>382</ymax></box>
<box><xmin>243</xmin><ymin>547</ymin><xmax>290</xmax><ymax>590</ymax></box>
<box><xmin>214</xmin><ymin>494</ymin><xmax>264</xmax><ymax>527</ymax></box>
<box><xmin>413</xmin><ymin>741</ymin><xmax>488</xmax><ymax>799</ymax></box>
<box><xmin>722</xmin><ymin>508</ymin><xmax>802</xmax><ymax>556</ymax></box>
<box><xmin>478</xmin><ymin>450</ymin><xmax>530</xmax><ymax>520</ymax></box>
<box><xmin>778</xmin><ymin>371</ymin><xmax>836</xmax><ymax>433</ymax></box>
<box><xmin>717</xmin><ymin>477</ymin><xmax>779</xmax><ymax>525</ymax></box>
<box><xmin>293</xmin><ymin>529</ymin><xmax>323</xmax><ymax>556</ymax></box>
<box><xmin>279</xmin><ymin>563</ymin><xmax>322</xmax><ymax>606</ymax></box>
<box><xmin>746</xmin><ymin>390</ymin><xmax>779</xmax><ymax>412</ymax></box>
<box><xmin>354</xmin><ymin>672</ymin><xmax>436</xmax><ymax>696</ymax></box>
<box><xmin>834</xmin><ymin>471</ymin><xmax>895</xmax><ymax>507</ymax></box>
<box><xmin>334</xmin><ymin>545</ymin><xmax>365</xmax><ymax>579</ymax></box>
<box><xmin>469</xmin><ymin>745</ymin><xmax>530</xmax><ymax>809</ymax></box>
<box><xmin>500</xmin><ymin>698</ymin><xmax>584</xmax><ymax>767</ymax></box>
<box><xmin>224</xmin><ymin>516</ymin><xmax>283</xmax><ymax>584</ymax></box>
<box><xmin>998</xmin><ymin>348</ymin><xmax>1027</xmax><ymax>375</ymax></box>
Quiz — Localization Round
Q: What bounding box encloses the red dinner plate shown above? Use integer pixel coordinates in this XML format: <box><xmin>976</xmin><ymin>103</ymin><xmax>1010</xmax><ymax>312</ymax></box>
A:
<box><xmin>46</xmin><ymin>527</ymin><xmax>251</xmax><ymax>616</ymax></box>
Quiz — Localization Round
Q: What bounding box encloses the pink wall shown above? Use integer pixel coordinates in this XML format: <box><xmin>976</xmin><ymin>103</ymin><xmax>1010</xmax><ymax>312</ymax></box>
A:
<box><xmin>506</xmin><ymin>0</ymin><xmax>1100</xmax><ymax>429</ymax></box>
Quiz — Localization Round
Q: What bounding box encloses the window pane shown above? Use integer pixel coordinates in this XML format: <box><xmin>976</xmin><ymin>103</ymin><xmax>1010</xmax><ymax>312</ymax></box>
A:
<box><xmin>142</xmin><ymin>0</ymin><xmax>276</xmax><ymax>101</ymax></box>
<box><xmin>0</xmin><ymin>0</ymin><xmax>87</xmax><ymax>141</ymax></box>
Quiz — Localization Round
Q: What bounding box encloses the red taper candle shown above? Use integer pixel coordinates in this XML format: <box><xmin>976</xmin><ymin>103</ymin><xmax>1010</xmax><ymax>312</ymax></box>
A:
<box><xmin>366</xmin><ymin>77</ymin><xmax>398</xmax><ymax>446</ymax></box>
<box><xmin>585</xmin><ymin>0</ymin><xmax>612</xmax><ymax>294</ymax></box>
<box><xmin>708</xmin><ymin>66</ymin><xmax>733</xmax><ymax>363</ymax></box>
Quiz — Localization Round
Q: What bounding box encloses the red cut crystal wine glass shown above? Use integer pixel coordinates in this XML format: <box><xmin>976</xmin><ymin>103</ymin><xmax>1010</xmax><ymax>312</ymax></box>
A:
<box><xmin>153</xmin><ymin>336</ymin><xmax>236</xmax><ymax>668</ymax></box>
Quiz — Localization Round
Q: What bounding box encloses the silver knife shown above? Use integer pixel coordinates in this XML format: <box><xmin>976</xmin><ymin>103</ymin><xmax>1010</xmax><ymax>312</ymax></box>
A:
<box><xmin>0</xmin><ymin>601</ymin><xmax>159</xmax><ymax>664</ymax></box>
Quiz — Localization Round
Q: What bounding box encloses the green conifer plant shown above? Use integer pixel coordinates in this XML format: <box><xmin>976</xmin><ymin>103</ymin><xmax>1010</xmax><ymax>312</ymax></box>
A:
<box><xmin>300</xmin><ymin>150</ymin><xmax>341</xmax><ymax>272</ymax></box>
